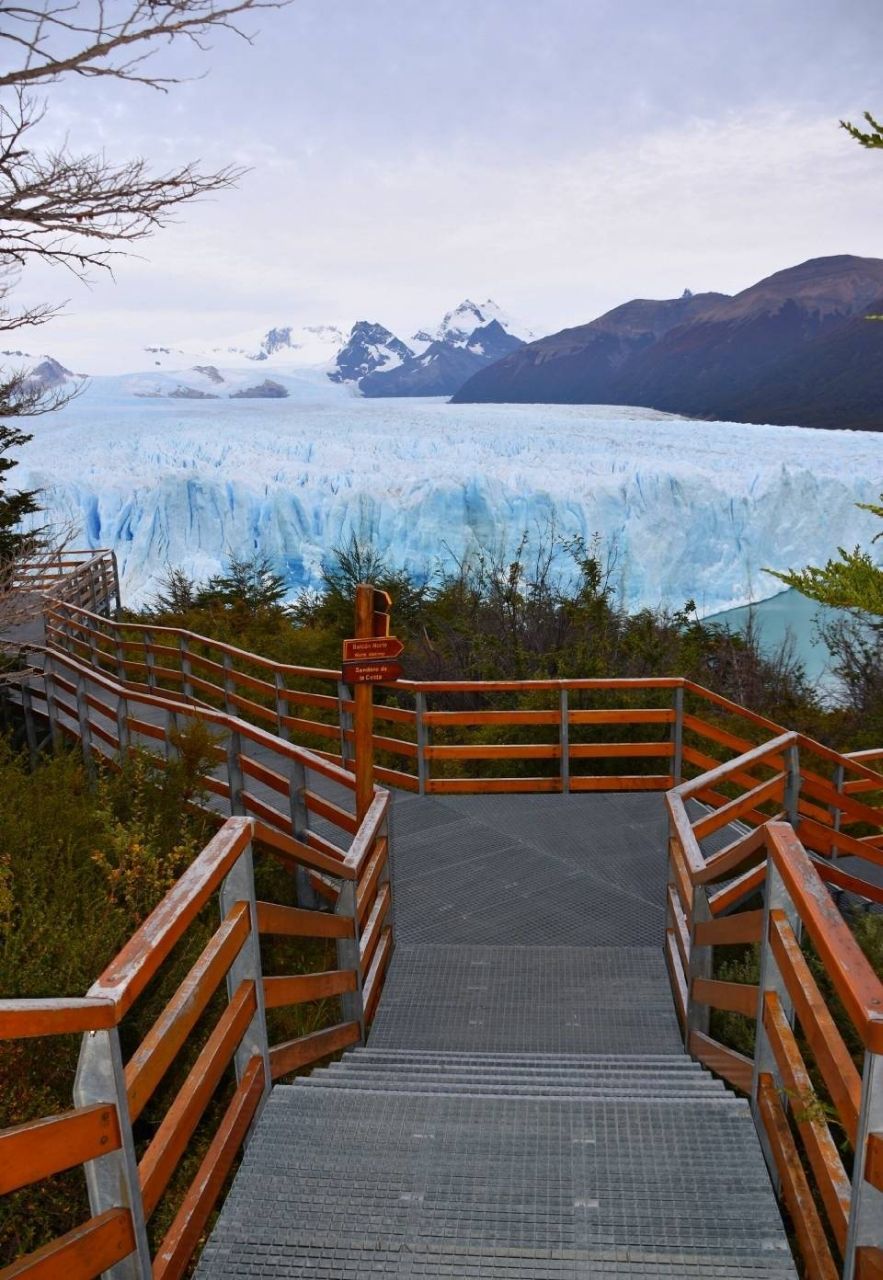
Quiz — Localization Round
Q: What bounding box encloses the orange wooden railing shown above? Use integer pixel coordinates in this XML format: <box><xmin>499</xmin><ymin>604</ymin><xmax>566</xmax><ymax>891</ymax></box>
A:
<box><xmin>0</xmin><ymin>766</ymin><xmax>391</xmax><ymax>1280</ymax></box>
<box><xmin>10</xmin><ymin>594</ymin><xmax>883</xmax><ymax>1275</ymax></box>
<box><xmin>45</xmin><ymin>599</ymin><xmax>824</xmax><ymax>797</ymax></box>
<box><xmin>12</xmin><ymin>550</ymin><xmax>120</xmax><ymax>617</ymax></box>
<box><xmin>667</xmin><ymin>730</ymin><xmax>883</xmax><ymax>1280</ymax></box>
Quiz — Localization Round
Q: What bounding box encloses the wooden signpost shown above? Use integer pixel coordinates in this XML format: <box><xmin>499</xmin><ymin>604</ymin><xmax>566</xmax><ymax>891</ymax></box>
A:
<box><xmin>347</xmin><ymin>585</ymin><xmax>402</xmax><ymax>821</ymax></box>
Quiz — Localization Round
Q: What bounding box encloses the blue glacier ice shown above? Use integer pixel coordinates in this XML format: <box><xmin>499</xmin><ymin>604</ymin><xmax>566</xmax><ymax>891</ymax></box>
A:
<box><xmin>14</xmin><ymin>374</ymin><xmax>883</xmax><ymax>613</ymax></box>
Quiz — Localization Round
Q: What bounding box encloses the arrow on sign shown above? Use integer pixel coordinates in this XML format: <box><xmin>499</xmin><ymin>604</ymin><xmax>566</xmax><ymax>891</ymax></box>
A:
<box><xmin>342</xmin><ymin>659</ymin><xmax>403</xmax><ymax>685</ymax></box>
<box><xmin>342</xmin><ymin>635</ymin><xmax>404</xmax><ymax>663</ymax></box>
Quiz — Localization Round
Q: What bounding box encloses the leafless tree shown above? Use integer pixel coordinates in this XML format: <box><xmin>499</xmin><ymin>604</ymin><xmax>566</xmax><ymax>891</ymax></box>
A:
<box><xmin>0</xmin><ymin>1</ymin><xmax>290</xmax><ymax>293</ymax></box>
<box><xmin>0</xmin><ymin>1</ymin><xmax>290</xmax><ymax>571</ymax></box>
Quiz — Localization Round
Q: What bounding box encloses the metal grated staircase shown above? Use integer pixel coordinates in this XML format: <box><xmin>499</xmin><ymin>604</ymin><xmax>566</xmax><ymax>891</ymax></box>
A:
<box><xmin>195</xmin><ymin>795</ymin><xmax>798</xmax><ymax>1279</ymax></box>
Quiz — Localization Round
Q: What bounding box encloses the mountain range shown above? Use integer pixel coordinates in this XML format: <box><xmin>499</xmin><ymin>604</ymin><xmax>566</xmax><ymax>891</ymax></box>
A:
<box><xmin>452</xmin><ymin>255</ymin><xmax>883</xmax><ymax>431</ymax></box>
<box><xmin>139</xmin><ymin>299</ymin><xmax>536</xmax><ymax>399</ymax></box>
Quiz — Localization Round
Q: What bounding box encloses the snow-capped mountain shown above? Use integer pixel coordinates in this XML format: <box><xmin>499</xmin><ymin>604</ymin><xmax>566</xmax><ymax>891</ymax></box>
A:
<box><xmin>143</xmin><ymin>323</ymin><xmax>347</xmax><ymax>373</ymax></box>
<box><xmin>328</xmin><ymin>322</ymin><xmax>413</xmax><ymax>384</ymax></box>
<box><xmin>357</xmin><ymin>300</ymin><xmax>532</xmax><ymax>397</ymax></box>
<box><xmin>414</xmin><ymin>298</ymin><xmax>538</xmax><ymax>348</ymax></box>
<box><xmin>133</xmin><ymin>300</ymin><xmax>535</xmax><ymax>400</ymax></box>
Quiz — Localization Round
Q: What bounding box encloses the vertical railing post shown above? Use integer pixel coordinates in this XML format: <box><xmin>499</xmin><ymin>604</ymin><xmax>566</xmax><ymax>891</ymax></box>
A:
<box><xmin>274</xmin><ymin>671</ymin><xmax>289</xmax><ymax>741</ymax></box>
<box><xmin>338</xmin><ymin>680</ymin><xmax>354</xmax><ymax>772</ymax></box>
<box><xmin>222</xmin><ymin>652</ymin><xmax>235</xmax><ymax>715</ymax></box>
<box><xmin>844</xmin><ymin>1050</ymin><xmax>883</xmax><ymax>1280</ymax></box>
<box><xmin>559</xmin><ymin>687</ymin><xmax>570</xmax><ymax>794</ymax></box>
<box><xmin>218</xmin><ymin>831</ymin><xmax>272</xmax><ymax>1104</ymax></box>
<box><xmin>335</xmin><ymin>878</ymin><xmax>365</xmax><ymax>1043</ymax></box>
<box><xmin>287</xmin><ymin>752</ymin><xmax>315</xmax><ymax>909</ymax></box>
<box><xmin>88</xmin><ymin>560</ymin><xmax>99</xmax><ymax>614</ymax></box>
<box><xmin>686</xmin><ymin>885</ymin><xmax>712</xmax><ymax>1041</ymax></box>
<box><xmin>672</xmin><ymin>684</ymin><xmax>685</xmax><ymax>786</ymax></box>
<box><xmin>143</xmin><ymin>629</ymin><xmax>156</xmax><ymax>693</ymax></box>
<box><xmin>44</xmin><ymin>654</ymin><xmax>60</xmax><ymax>751</ymax></box>
<box><xmin>227</xmin><ymin>727</ymin><xmax>245</xmax><ymax>816</ymax></box>
<box><xmin>784</xmin><ymin>741</ymin><xmax>801</xmax><ymax>830</ymax></box>
<box><xmin>21</xmin><ymin>682</ymin><xmax>37</xmax><ymax>770</ymax></box>
<box><xmin>165</xmin><ymin>708</ymin><xmax>179</xmax><ymax>761</ymax></box>
<box><xmin>74</xmin><ymin>1026</ymin><xmax>152</xmax><ymax>1280</ymax></box>
<box><xmin>751</xmin><ymin>853</ymin><xmax>800</xmax><ymax>1194</ymax></box>
<box><xmin>832</xmin><ymin>761</ymin><xmax>845</xmax><ymax>858</ymax></box>
<box><xmin>111</xmin><ymin>550</ymin><xmax>122</xmax><ymax>615</ymax></box>
<box><xmin>75</xmin><ymin>672</ymin><xmax>95</xmax><ymax>779</ymax></box>
<box><xmin>116</xmin><ymin>690</ymin><xmax>130</xmax><ymax>760</ymax></box>
<box><xmin>179</xmin><ymin>635</ymin><xmax>193</xmax><ymax>702</ymax></box>
<box><xmin>415</xmin><ymin>691</ymin><xmax>428</xmax><ymax>796</ymax></box>
<box><xmin>115</xmin><ymin>636</ymin><xmax>127</xmax><ymax>685</ymax></box>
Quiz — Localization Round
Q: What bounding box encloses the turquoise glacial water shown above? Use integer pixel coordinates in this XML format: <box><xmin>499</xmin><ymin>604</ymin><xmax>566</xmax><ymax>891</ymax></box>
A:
<box><xmin>708</xmin><ymin>588</ymin><xmax>844</xmax><ymax>689</ymax></box>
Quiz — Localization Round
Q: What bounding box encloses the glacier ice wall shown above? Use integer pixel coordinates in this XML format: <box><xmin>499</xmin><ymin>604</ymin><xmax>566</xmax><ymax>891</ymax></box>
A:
<box><xmin>15</xmin><ymin>383</ymin><xmax>883</xmax><ymax>613</ymax></box>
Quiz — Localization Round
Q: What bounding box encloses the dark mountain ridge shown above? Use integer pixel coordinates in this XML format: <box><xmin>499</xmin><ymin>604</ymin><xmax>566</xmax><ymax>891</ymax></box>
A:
<box><xmin>453</xmin><ymin>255</ymin><xmax>883</xmax><ymax>430</ymax></box>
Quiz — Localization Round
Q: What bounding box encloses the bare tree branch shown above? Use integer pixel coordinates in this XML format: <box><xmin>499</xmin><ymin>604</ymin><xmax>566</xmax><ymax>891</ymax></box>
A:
<box><xmin>0</xmin><ymin>2</ymin><xmax>290</xmax><ymax>90</ymax></box>
<box><xmin>0</xmin><ymin>2</ymin><xmax>290</xmax><ymax>275</ymax></box>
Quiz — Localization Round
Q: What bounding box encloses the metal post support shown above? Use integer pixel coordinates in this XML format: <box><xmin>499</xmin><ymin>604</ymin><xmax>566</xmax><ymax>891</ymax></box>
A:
<box><xmin>832</xmin><ymin>762</ymin><xmax>845</xmax><ymax>857</ymax></box>
<box><xmin>111</xmin><ymin>550</ymin><xmax>122</xmax><ymax>615</ymax></box>
<box><xmin>44</xmin><ymin>655</ymin><xmax>60</xmax><ymax>751</ymax></box>
<box><xmin>686</xmin><ymin>885</ymin><xmax>712</xmax><ymax>1040</ymax></box>
<box><xmin>338</xmin><ymin>680</ymin><xmax>355</xmax><ymax>771</ymax></box>
<box><xmin>784</xmin><ymin>742</ymin><xmax>801</xmax><ymax>830</ymax></box>
<box><xmin>74</xmin><ymin>1027</ymin><xmax>152</xmax><ymax>1280</ymax></box>
<box><xmin>21</xmin><ymin>682</ymin><xmax>38</xmax><ymax>770</ymax></box>
<box><xmin>222</xmin><ymin>653</ymin><xmax>235</xmax><ymax>715</ymax></box>
<box><xmin>274</xmin><ymin>671</ymin><xmax>289</xmax><ymax>741</ymax></box>
<box><xmin>353</xmin><ymin>584</ymin><xmax>375</xmax><ymax>825</ymax></box>
<box><xmin>115</xmin><ymin>639</ymin><xmax>127</xmax><ymax>685</ymax></box>
<box><xmin>144</xmin><ymin>630</ymin><xmax>156</xmax><ymax>692</ymax></box>
<box><xmin>751</xmin><ymin>857</ymin><xmax>801</xmax><ymax>1194</ymax></box>
<box><xmin>165</xmin><ymin>708</ymin><xmax>179</xmax><ymax>761</ymax></box>
<box><xmin>218</xmin><ymin>839</ymin><xmax>273</xmax><ymax>1101</ymax></box>
<box><xmin>560</xmin><ymin>688</ymin><xmax>570</xmax><ymax>794</ymax></box>
<box><xmin>415</xmin><ymin>692</ymin><xmax>428</xmax><ymax>796</ymax></box>
<box><xmin>116</xmin><ymin>692</ymin><xmax>130</xmax><ymax>760</ymax></box>
<box><xmin>672</xmin><ymin>685</ymin><xmax>685</xmax><ymax>786</ymax></box>
<box><xmin>180</xmin><ymin>635</ymin><xmax>193</xmax><ymax>702</ymax></box>
<box><xmin>664</xmin><ymin>839</ymin><xmax>689</xmax><ymax>1048</ymax></box>
<box><xmin>287</xmin><ymin>754</ymin><xmax>316</xmax><ymax>909</ymax></box>
<box><xmin>227</xmin><ymin>728</ymin><xmax>245</xmax><ymax>816</ymax></box>
<box><xmin>75</xmin><ymin>672</ymin><xmax>95</xmax><ymax>779</ymax></box>
<box><xmin>334</xmin><ymin>879</ymin><xmax>365</xmax><ymax>1043</ymax></box>
<box><xmin>844</xmin><ymin>1050</ymin><xmax>883</xmax><ymax>1280</ymax></box>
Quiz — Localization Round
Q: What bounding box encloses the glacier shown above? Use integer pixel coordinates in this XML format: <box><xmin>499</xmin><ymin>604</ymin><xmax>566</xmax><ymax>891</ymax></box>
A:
<box><xmin>13</xmin><ymin>377</ymin><xmax>883</xmax><ymax>614</ymax></box>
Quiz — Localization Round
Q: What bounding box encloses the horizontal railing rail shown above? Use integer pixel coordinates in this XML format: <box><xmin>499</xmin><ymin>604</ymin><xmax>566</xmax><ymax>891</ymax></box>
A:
<box><xmin>11</xmin><ymin>549</ymin><xmax>120</xmax><ymax>619</ymax></box>
<box><xmin>666</xmin><ymin>721</ymin><xmax>883</xmax><ymax>1280</ymax></box>
<box><xmin>19</xmin><ymin>593</ymin><xmax>883</xmax><ymax>1276</ymax></box>
<box><xmin>0</xmin><ymin>760</ymin><xmax>391</xmax><ymax>1280</ymax></box>
<box><xmin>43</xmin><ymin>598</ymin><xmax>867</xmax><ymax>799</ymax></box>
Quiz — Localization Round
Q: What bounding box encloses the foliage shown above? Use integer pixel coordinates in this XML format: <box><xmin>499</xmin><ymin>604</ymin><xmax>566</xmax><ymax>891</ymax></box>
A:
<box><xmin>767</xmin><ymin>495</ymin><xmax>883</xmax><ymax>624</ymax></box>
<box><xmin>0</xmin><ymin>421</ymin><xmax>39</xmax><ymax>565</ymax></box>
<box><xmin>0</xmin><ymin>3</ymin><xmax>291</xmax><ymax>581</ymax></box>
<box><xmin>0</xmin><ymin>729</ymin><xmax>215</xmax><ymax>1261</ymax></box>
<box><xmin>841</xmin><ymin>110</ymin><xmax>883</xmax><ymax>150</ymax></box>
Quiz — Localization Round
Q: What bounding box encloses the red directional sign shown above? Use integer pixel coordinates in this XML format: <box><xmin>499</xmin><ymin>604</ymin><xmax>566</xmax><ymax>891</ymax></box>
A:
<box><xmin>342</xmin><ymin>659</ymin><xmax>403</xmax><ymax>684</ymax></box>
<box><xmin>342</xmin><ymin>635</ymin><xmax>404</xmax><ymax>663</ymax></box>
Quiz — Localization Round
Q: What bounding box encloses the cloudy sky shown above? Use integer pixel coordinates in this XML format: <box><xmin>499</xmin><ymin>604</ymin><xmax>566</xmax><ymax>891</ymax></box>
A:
<box><xmin>10</xmin><ymin>0</ymin><xmax>883</xmax><ymax>371</ymax></box>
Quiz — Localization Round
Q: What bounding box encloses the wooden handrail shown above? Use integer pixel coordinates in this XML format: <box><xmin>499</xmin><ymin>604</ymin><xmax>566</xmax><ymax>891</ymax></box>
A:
<box><xmin>766</xmin><ymin>823</ymin><xmax>883</xmax><ymax>1050</ymax></box>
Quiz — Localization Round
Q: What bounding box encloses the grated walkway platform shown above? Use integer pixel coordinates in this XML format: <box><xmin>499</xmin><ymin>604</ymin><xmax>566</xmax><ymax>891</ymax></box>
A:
<box><xmin>197</xmin><ymin>792</ymin><xmax>797</xmax><ymax>1279</ymax></box>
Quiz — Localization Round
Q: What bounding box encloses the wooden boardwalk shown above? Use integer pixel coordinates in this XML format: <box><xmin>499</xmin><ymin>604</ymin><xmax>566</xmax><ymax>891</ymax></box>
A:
<box><xmin>3</xmin><ymin>589</ymin><xmax>883</xmax><ymax>1280</ymax></box>
<box><xmin>196</xmin><ymin>791</ymin><xmax>797</xmax><ymax>1278</ymax></box>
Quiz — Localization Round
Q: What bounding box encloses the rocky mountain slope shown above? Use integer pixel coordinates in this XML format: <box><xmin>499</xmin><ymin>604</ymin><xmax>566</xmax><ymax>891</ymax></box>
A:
<box><xmin>453</xmin><ymin>256</ymin><xmax>883</xmax><ymax>430</ymax></box>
